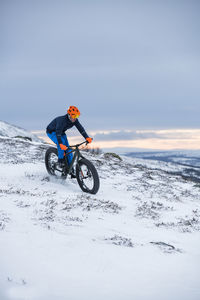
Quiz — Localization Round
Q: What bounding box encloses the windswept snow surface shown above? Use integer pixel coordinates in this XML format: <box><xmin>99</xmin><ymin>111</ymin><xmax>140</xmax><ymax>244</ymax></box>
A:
<box><xmin>0</xmin><ymin>137</ymin><xmax>200</xmax><ymax>300</ymax></box>
<box><xmin>0</xmin><ymin>121</ymin><xmax>41</xmax><ymax>142</ymax></box>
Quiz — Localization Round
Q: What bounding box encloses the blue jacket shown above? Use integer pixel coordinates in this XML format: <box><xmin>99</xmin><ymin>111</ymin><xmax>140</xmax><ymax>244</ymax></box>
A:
<box><xmin>46</xmin><ymin>114</ymin><xmax>89</xmax><ymax>144</ymax></box>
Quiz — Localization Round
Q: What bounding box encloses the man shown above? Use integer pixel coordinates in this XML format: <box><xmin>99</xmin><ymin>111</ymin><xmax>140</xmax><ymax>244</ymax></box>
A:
<box><xmin>46</xmin><ymin>106</ymin><xmax>92</xmax><ymax>174</ymax></box>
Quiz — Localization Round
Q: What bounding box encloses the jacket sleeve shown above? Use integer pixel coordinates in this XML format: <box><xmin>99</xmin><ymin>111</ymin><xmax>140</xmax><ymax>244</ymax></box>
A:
<box><xmin>55</xmin><ymin>118</ymin><xmax>64</xmax><ymax>144</ymax></box>
<box><xmin>75</xmin><ymin>120</ymin><xmax>89</xmax><ymax>139</ymax></box>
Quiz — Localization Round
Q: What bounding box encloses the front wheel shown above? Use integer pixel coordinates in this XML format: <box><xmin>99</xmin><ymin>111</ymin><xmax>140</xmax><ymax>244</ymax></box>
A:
<box><xmin>76</xmin><ymin>158</ymin><xmax>100</xmax><ymax>194</ymax></box>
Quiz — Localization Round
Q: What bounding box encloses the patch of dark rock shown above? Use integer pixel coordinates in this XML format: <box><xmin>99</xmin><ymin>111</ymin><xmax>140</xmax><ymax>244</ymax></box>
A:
<box><xmin>93</xmin><ymin>159</ymin><xmax>104</xmax><ymax>167</ymax></box>
<box><xmin>105</xmin><ymin>235</ymin><xmax>134</xmax><ymax>247</ymax></box>
<box><xmin>193</xmin><ymin>183</ymin><xmax>200</xmax><ymax>188</ymax></box>
<box><xmin>61</xmin><ymin>196</ymin><xmax>122</xmax><ymax>214</ymax></box>
<box><xmin>61</xmin><ymin>203</ymin><xmax>75</xmax><ymax>211</ymax></box>
<box><xmin>134</xmin><ymin>164</ymin><xmax>148</xmax><ymax>172</ymax></box>
<box><xmin>126</xmin><ymin>185</ymin><xmax>137</xmax><ymax>192</ymax></box>
<box><xmin>177</xmin><ymin>216</ymin><xmax>200</xmax><ymax>232</ymax></box>
<box><xmin>72</xmin><ymin>195</ymin><xmax>123</xmax><ymax>214</ymax></box>
<box><xmin>155</xmin><ymin>221</ymin><xmax>175</xmax><ymax>228</ymax></box>
<box><xmin>104</xmin><ymin>152</ymin><xmax>122</xmax><ymax>161</ymax></box>
<box><xmin>165</xmin><ymin>170</ymin><xmax>200</xmax><ymax>184</ymax></box>
<box><xmin>14</xmin><ymin>136</ymin><xmax>32</xmax><ymax>142</ymax></box>
<box><xmin>150</xmin><ymin>241</ymin><xmax>182</xmax><ymax>253</ymax></box>
<box><xmin>25</xmin><ymin>173</ymin><xmax>36</xmax><ymax>180</ymax></box>
<box><xmin>124</xmin><ymin>168</ymin><xmax>136</xmax><ymax>175</ymax></box>
<box><xmin>156</xmin><ymin>210</ymin><xmax>200</xmax><ymax>232</ymax></box>
<box><xmin>16</xmin><ymin>201</ymin><xmax>31</xmax><ymax>208</ymax></box>
<box><xmin>0</xmin><ymin>222</ymin><xmax>5</xmax><ymax>230</ymax></box>
<box><xmin>0</xmin><ymin>211</ymin><xmax>10</xmax><ymax>230</ymax></box>
<box><xmin>135</xmin><ymin>201</ymin><xmax>173</xmax><ymax>220</ymax></box>
<box><xmin>7</xmin><ymin>277</ymin><xmax>27</xmax><ymax>285</ymax></box>
<box><xmin>144</xmin><ymin>172</ymin><xmax>154</xmax><ymax>180</ymax></box>
<box><xmin>83</xmin><ymin>199</ymin><xmax>122</xmax><ymax>214</ymax></box>
<box><xmin>37</xmin><ymin>209</ymin><xmax>55</xmax><ymax>222</ymax></box>
<box><xmin>66</xmin><ymin>216</ymin><xmax>83</xmax><ymax>223</ymax></box>
<box><xmin>0</xmin><ymin>187</ymin><xmax>55</xmax><ymax>198</ymax></box>
<box><xmin>43</xmin><ymin>199</ymin><xmax>58</xmax><ymax>209</ymax></box>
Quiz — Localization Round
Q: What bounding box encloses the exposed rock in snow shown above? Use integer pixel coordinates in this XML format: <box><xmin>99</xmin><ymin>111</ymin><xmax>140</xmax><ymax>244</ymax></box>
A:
<box><xmin>0</xmin><ymin>210</ymin><xmax>10</xmax><ymax>231</ymax></box>
<box><xmin>150</xmin><ymin>241</ymin><xmax>182</xmax><ymax>253</ymax></box>
<box><xmin>105</xmin><ymin>235</ymin><xmax>134</xmax><ymax>247</ymax></box>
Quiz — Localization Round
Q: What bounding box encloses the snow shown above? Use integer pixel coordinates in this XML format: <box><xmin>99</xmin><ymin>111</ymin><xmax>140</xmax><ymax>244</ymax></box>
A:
<box><xmin>0</xmin><ymin>121</ymin><xmax>42</xmax><ymax>142</ymax></box>
<box><xmin>0</xmin><ymin>130</ymin><xmax>200</xmax><ymax>299</ymax></box>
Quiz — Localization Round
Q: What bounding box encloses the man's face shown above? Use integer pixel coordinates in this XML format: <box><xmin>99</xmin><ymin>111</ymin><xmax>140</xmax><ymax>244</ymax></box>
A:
<box><xmin>69</xmin><ymin>115</ymin><xmax>77</xmax><ymax>123</ymax></box>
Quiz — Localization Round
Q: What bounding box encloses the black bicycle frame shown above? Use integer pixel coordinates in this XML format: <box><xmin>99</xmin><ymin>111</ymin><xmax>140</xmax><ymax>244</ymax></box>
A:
<box><xmin>63</xmin><ymin>141</ymin><xmax>87</xmax><ymax>175</ymax></box>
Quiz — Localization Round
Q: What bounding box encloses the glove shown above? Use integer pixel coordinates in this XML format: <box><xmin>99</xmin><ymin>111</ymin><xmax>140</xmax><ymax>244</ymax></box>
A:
<box><xmin>86</xmin><ymin>137</ymin><xmax>93</xmax><ymax>144</ymax></box>
<box><xmin>59</xmin><ymin>144</ymin><xmax>67</xmax><ymax>150</ymax></box>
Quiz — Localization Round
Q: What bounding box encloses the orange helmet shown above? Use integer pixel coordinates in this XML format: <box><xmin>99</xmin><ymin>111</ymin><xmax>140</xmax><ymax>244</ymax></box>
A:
<box><xmin>67</xmin><ymin>106</ymin><xmax>80</xmax><ymax>119</ymax></box>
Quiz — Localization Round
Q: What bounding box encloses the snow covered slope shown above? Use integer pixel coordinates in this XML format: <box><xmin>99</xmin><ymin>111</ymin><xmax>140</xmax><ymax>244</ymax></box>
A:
<box><xmin>0</xmin><ymin>137</ymin><xmax>200</xmax><ymax>300</ymax></box>
<box><xmin>0</xmin><ymin>120</ymin><xmax>41</xmax><ymax>142</ymax></box>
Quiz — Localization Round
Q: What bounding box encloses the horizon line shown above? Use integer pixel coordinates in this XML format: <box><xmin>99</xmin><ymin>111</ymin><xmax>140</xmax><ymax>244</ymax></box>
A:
<box><xmin>32</xmin><ymin>128</ymin><xmax>200</xmax><ymax>152</ymax></box>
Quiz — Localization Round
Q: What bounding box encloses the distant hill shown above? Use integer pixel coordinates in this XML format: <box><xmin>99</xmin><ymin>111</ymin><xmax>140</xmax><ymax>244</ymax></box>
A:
<box><xmin>0</xmin><ymin>120</ymin><xmax>42</xmax><ymax>142</ymax></box>
<box><xmin>125</xmin><ymin>150</ymin><xmax>200</xmax><ymax>168</ymax></box>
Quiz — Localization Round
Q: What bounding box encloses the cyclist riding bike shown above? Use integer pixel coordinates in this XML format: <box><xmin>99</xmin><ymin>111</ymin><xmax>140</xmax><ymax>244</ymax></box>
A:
<box><xmin>46</xmin><ymin>106</ymin><xmax>92</xmax><ymax>177</ymax></box>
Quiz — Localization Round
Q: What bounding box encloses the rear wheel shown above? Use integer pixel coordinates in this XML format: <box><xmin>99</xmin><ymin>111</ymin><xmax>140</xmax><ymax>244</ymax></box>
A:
<box><xmin>76</xmin><ymin>158</ymin><xmax>100</xmax><ymax>194</ymax></box>
<box><xmin>45</xmin><ymin>147</ymin><xmax>67</xmax><ymax>178</ymax></box>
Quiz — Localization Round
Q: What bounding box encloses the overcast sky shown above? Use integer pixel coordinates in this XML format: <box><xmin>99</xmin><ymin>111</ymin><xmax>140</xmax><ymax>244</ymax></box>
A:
<box><xmin>1</xmin><ymin>0</ymin><xmax>200</xmax><ymax>139</ymax></box>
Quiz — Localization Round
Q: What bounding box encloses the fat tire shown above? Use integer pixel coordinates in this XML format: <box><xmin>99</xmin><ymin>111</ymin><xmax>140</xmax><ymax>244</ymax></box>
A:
<box><xmin>76</xmin><ymin>158</ymin><xmax>100</xmax><ymax>194</ymax></box>
<box><xmin>45</xmin><ymin>147</ymin><xmax>58</xmax><ymax>176</ymax></box>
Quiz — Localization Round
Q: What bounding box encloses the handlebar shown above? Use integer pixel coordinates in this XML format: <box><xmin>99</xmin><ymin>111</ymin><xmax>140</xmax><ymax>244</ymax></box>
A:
<box><xmin>68</xmin><ymin>140</ymin><xmax>88</xmax><ymax>148</ymax></box>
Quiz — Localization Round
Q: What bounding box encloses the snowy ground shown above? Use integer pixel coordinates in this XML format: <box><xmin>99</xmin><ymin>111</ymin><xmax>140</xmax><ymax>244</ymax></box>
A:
<box><xmin>0</xmin><ymin>137</ymin><xmax>200</xmax><ymax>300</ymax></box>
<box><xmin>0</xmin><ymin>121</ymin><xmax>41</xmax><ymax>142</ymax></box>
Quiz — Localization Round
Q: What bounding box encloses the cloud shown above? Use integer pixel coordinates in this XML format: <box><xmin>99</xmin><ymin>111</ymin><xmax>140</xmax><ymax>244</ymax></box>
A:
<box><xmin>92</xmin><ymin>129</ymin><xmax>200</xmax><ymax>142</ymax></box>
<box><xmin>90</xmin><ymin>129</ymin><xmax>200</xmax><ymax>150</ymax></box>
<box><xmin>1</xmin><ymin>0</ymin><xmax>200</xmax><ymax>131</ymax></box>
<box><xmin>35</xmin><ymin>128</ymin><xmax>200</xmax><ymax>151</ymax></box>
<box><xmin>91</xmin><ymin>130</ymin><xmax>156</xmax><ymax>141</ymax></box>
